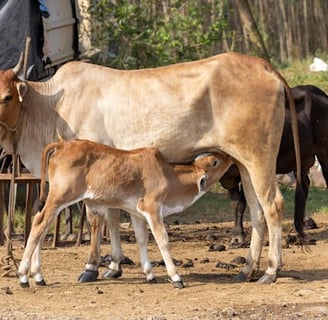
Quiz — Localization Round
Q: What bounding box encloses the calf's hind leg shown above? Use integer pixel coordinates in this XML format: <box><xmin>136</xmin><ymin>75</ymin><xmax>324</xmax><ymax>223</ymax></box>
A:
<box><xmin>18</xmin><ymin>202</ymin><xmax>60</xmax><ymax>287</ymax></box>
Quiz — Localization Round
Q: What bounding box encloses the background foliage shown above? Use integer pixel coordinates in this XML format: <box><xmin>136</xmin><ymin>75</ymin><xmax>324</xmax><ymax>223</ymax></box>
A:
<box><xmin>88</xmin><ymin>0</ymin><xmax>228</xmax><ymax>68</ymax></box>
<box><xmin>85</xmin><ymin>0</ymin><xmax>328</xmax><ymax>70</ymax></box>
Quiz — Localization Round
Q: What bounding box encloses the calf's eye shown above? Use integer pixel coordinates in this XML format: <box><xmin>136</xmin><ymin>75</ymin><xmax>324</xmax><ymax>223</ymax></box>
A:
<box><xmin>2</xmin><ymin>95</ymin><xmax>12</xmax><ymax>103</ymax></box>
<box><xmin>212</xmin><ymin>159</ymin><xmax>219</xmax><ymax>168</ymax></box>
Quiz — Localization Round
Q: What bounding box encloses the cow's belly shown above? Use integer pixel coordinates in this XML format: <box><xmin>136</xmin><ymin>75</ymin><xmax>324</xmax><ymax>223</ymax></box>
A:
<box><xmin>67</xmin><ymin>109</ymin><xmax>219</xmax><ymax>163</ymax></box>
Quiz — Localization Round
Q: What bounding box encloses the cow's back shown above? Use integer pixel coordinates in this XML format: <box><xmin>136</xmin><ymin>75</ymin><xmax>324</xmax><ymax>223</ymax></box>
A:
<box><xmin>52</xmin><ymin>53</ymin><xmax>285</xmax><ymax>168</ymax></box>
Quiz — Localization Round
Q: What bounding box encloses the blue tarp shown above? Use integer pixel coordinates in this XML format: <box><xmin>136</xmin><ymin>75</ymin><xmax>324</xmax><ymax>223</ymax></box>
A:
<box><xmin>0</xmin><ymin>0</ymin><xmax>79</xmax><ymax>80</ymax></box>
<box><xmin>0</xmin><ymin>0</ymin><xmax>44</xmax><ymax>79</ymax></box>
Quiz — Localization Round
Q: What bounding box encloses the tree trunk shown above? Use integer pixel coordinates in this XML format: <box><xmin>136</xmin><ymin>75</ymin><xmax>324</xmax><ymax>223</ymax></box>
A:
<box><xmin>303</xmin><ymin>0</ymin><xmax>309</xmax><ymax>57</ymax></box>
<box><xmin>232</xmin><ymin>0</ymin><xmax>270</xmax><ymax>61</ymax></box>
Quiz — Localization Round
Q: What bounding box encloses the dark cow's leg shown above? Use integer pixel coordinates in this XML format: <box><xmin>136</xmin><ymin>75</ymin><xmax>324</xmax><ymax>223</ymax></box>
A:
<box><xmin>316</xmin><ymin>154</ymin><xmax>328</xmax><ymax>188</ymax></box>
<box><xmin>229</xmin><ymin>185</ymin><xmax>247</xmax><ymax>247</ymax></box>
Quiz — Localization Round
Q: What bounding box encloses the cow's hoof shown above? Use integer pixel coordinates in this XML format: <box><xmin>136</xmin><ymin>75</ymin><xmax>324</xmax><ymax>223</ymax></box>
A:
<box><xmin>78</xmin><ymin>269</ymin><xmax>99</xmax><ymax>282</ymax></box>
<box><xmin>232</xmin><ymin>272</ymin><xmax>247</xmax><ymax>282</ymax></box>
<box><xmin>257</xmin><ymin>273</ymin><xmax>276</xmax><ymax>284</ymax></box>
<box><xmin>229</xmin><ymin>235</ymin><xmax>246</xmax><ymax>249</ymax></box>
<box><xmin>147</xmin><ymin>277</ymin><xmax>158</xmax><ymax>284</ymax></box>
<box><xmin>36</xmin><ymin>279</ymin><xmax>47</xmax><ymax>286</ymax></box>
<box><xmin>169</xmin><ymin>279</ymin><xmax>185</xmax><ymax>289</ymax></box>
<box><xmin>19</xmin><ymin>281</ymin><xmax>30</xmax><ymax>288</ymax></box>
<box><xmin>103</xmin><ymin>268</ymin><xmax>122</xmax><ymax>279</ymax></box>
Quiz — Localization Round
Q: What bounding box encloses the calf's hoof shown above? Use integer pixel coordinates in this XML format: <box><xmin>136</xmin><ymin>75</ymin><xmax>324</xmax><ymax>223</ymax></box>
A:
<box><xmin>36</xmin><ymin>279</ymin><xmax>47</xmax><ymax>286</ymax></box>
<box><xmin>78</xmin><ymin>269</ymin><xmax>99</xmax><ymax>282</ymax></box>
<box><xmin>232</xmin><ymin>272</ymin><xmax>247</xmax><ymax>282</ymax></box>
<box><xmin>103</xmin><ymin>268</ymin><xmax>122</xmax><ymax>279</ymax></box>
<box><xmin>257</xmin><ymin>273</ymin><xmax>276</xmax><ymax>284</ymax></box>
<box><xmin>19</xmin><ymin>281</ymin><xmax>30</xmax><ymax>288</ymax></box>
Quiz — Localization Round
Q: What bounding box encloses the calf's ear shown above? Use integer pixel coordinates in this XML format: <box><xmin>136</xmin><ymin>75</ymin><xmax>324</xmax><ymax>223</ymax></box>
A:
<box><xmin>16</xmin><ymin>82</ymin><xmax>28</xmax><ymax>102</ymax></box>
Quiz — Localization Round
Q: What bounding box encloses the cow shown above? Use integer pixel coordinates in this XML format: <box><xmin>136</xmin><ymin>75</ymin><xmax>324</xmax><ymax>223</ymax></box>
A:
<box><xmin>220</xmin><ymin>85</ymin><xmax>328</xmax><ymax>246</ymax></box>
<box><xmin>17</xmin><ymin>139</ymin><xmax>233</xmax><ymax>288</ymax></box>
<box><xmin>0</xmin><ymin>51</ymin><xmax>302</xmax><ymax>285</ymax></box>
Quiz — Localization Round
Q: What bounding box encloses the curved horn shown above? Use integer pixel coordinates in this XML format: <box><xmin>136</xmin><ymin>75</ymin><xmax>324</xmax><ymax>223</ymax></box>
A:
<box><xmin>12</xmin><ymin>52</ymin><xmax>24</xmax><ymax>75</ymax></box>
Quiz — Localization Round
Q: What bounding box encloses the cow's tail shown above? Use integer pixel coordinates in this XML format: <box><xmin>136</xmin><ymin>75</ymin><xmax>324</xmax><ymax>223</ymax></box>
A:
<box><xmin>39</xmin><ymin>143</ymin><xmax>58</xmax><ymax>211</ymax></box>
<box><xmin>282</xmin><ymin>80</ymin><xmax>307</xmax><ymax>246</ymax></box>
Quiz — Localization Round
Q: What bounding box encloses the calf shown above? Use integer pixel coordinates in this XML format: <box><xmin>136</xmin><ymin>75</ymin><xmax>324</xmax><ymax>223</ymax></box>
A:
<box><xmin>18</xmin><ymin>139</ymin><xmax>232</xmax><ymax>289</ymax></box>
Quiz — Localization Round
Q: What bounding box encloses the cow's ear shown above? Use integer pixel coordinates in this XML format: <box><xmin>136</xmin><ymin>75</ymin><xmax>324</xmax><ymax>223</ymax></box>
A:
<box><xmin>16</xmin><ymin>82</ymin><xmax>28</xmax><ymax>102</ymax></box>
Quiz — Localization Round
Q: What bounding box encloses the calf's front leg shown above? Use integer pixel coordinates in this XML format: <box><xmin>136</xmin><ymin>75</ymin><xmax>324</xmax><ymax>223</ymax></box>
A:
<box><xmin>130</xmin><ymin>214</ymin><xmax>156</xmax><ymax>282</ymax></box>
<box><xmin>137</xmin><ymin>198</ymin><xmax>184</xmax><ymax>289</ymax></box>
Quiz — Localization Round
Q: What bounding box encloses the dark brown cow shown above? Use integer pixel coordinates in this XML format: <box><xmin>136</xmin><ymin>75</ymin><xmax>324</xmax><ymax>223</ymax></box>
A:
<box><xmin>221</xmin><ymin>85</ymin><xmax>328</xmax><ymax>245</ymax></box>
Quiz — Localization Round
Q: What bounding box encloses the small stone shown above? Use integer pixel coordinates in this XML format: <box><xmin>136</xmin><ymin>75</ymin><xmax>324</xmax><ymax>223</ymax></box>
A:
<box><xmin>208</xmin><ymin>244</ymin><xmax>226</xmax><ymax>252</ymax></box>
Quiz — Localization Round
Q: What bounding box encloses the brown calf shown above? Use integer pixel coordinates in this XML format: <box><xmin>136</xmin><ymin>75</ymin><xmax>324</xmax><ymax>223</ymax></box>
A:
<box><xmin>18</xmin><ymin>139</ymin><xmax>232</xmax><ymax>288</ymax></box>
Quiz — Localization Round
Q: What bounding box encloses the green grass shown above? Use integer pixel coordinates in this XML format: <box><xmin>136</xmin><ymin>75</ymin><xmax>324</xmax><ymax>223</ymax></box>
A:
<box><xmin>167</xmin><ymin>183</ymin><xmax>328</xmax><ymax>226</ymax></box>
<box><xmin>277</xmin><ymin>55</ymin><xmax>328</xmax><ymax>92</ymax></box>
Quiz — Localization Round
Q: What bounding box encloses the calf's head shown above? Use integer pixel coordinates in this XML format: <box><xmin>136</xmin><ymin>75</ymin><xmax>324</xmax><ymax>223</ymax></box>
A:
<box><xmin>193</xmin><ymin>152</ymin><xmax>233</xmax><ymax>191</ymax></box>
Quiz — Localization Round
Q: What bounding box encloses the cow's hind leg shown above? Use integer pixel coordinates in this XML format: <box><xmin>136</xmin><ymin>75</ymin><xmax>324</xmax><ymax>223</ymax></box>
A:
<box><xmin>234</xmin><ymin>164</ymin><xmax>283</xmax><ymax>284</ymax></box>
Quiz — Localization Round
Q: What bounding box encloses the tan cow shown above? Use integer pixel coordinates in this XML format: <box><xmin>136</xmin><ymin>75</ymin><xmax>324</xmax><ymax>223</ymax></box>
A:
<box><xmin>17</xmin><ymin>139</ymin><xmax>232</xmax><ymax>288</ymax></box>
<box><xmin>0</xmin><ymin>52</ymin><xmax>302</xmax><ymax>285</ymax></box>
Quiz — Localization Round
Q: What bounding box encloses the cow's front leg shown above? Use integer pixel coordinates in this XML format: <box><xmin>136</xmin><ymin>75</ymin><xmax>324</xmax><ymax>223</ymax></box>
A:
<box><xmin>130</xmin><ymin>214</ymin><xmax>156</xmax><ymax>282</ymax></box>
<box><xmin>102</xmin><ymin>209</ymin><xmax>126</xmax><ymax>279</ymax></box>
<box><xmin>137</xmin><ymin>198</ymin><xmax>184</xmax><ymax>289</ymax></box>
<box><xmin>78</xmin><ymin>206</ymin><xmax>104</xmax><ymax>282</ymax></box>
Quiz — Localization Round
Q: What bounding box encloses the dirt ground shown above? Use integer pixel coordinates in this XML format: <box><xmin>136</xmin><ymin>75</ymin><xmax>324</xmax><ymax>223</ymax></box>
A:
<box><xmin>1</xmin><ymin>214</ymin><xmax>328</xmax><ymax>319</ymax></box>
<box><xmin>0</xmin><ymin>169</ymin><xmax>327</xmax><ymax>320</ymax></box>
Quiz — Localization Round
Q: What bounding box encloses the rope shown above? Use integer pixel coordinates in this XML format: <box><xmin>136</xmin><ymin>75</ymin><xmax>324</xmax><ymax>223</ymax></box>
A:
<box><xmin>1</xmin><ymin>151</ymin><xmax>19</xmax><ymax>277</ymax></box>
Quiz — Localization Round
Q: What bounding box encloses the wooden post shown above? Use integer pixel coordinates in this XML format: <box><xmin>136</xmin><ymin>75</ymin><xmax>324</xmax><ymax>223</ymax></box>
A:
<box><xmin>0</xmin><ymin>181</ymin><xmax>4</xmax><ymax>246</ymax></box>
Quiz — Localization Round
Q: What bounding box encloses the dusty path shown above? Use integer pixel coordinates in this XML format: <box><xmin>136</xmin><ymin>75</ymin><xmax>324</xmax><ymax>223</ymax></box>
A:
<box><xmin>1</xmin><ymin>209</ymin><xmax>328</xmax><ymax>320</ymax></box>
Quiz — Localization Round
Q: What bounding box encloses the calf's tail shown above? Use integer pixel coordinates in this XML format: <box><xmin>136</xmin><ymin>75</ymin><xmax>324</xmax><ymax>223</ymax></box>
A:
<box><xmin>38</xmin><ymin>143</ymin><xmax>58</xmax><ymax>211</ymax></box>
